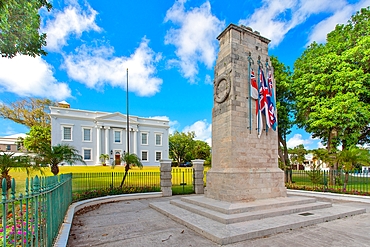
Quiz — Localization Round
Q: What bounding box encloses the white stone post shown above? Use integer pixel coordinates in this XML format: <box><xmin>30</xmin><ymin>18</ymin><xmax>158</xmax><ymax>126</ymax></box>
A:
<box><xmin>160</xmin><ymin>159</ymin><xmax>172</xmax><ymax>197</ymax></box>
<box><xmin>192</xmin><ymin>159</ymin><xmax>205</xmax><ymax>194</ymax></box>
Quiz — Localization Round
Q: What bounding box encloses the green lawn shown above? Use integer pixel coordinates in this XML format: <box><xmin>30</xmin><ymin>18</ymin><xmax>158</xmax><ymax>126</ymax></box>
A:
<box><xmin>4</xmin><ymin>165</ymin><xmax>210</xmax><ymax>195</ymax></box>
<box><xmin>3</xmin><ymin>165</ymin><xmax>161</xmax><ymax>194</ymax></box>
<box><xmin>291</xmin><ymin>171</ymin><xmax>370</xmax><ymax>193</ymax></box>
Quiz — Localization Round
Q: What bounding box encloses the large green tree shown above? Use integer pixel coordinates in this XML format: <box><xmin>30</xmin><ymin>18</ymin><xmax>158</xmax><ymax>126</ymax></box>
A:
<box><xmin>0</xmin><ymin>0</ymin><xmax>52</xmax><ymax>58</ymax></box>
<box><xmin>293</xmin><ymin>7</ymin><xmax>370</xmax><ymax>153</ymax></box>
<box><xmin>23</xmin><ymin>125</ymin><xmax>51</xmax><ymax>153</ymax></box>
<box><xmin>191</xmin><ymin>140</ymin><xmax>211</xmax><ymax>163</ymax></box>
<box><xmin>270</xmin><ymin>56</ymin><xmax>294</xmax><ymax>182</ymax></box>
<box><xmin>169</xmin><ymin>131</ymin><xmax>195</xmax><ymax>165</ymax></box>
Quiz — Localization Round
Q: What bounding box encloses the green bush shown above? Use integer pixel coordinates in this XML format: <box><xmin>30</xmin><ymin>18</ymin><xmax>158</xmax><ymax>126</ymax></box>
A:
<box><xmin>72</xmin><ymin>186</ymin><xmax>160</xmax><ymax>202</ymax></box>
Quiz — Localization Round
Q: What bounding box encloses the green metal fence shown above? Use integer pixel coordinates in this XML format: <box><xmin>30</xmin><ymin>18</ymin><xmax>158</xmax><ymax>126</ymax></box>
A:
<box><xmin>0</xmin><ymin>173</ymin><xmax>72</xmax><ymax>247</ymax></box>
<box><xmin>289</xmin><ymin>170</ymin><xmax>370</xmax><ymax>194</ymax></box>
<box><xmin>72</xmin><ymin>172</ymin><xmax>161</xmax><ymax>192</ymax></box>
<box><xmin>171</xmin><ymin>168</ymin><xmax>195</xmax><ymax>194</ymax></box>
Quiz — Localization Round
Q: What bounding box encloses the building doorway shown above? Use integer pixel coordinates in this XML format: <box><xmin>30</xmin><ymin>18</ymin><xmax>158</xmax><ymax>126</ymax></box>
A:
<box><xmin>115</xmin><ymin>151</ymin><xmax>121</xmax><ymax>165</ymax></box>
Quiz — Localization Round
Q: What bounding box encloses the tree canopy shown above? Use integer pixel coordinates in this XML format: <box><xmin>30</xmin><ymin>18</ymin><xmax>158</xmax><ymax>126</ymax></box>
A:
<box><xmin>169</xmin><ymin>131</ymin><xmax>211</xmax><ymax>165</ymax></box>
<box><xmin>271</xmin><ymin>56</ymin><xmax>294</xmax><ymax>171</ymax></box>
<box><xmin>23</xmin><ymin>125</ymin><xmax>51</xmax><ymax>153</ymax></box>
<box><xmin>292</xmin><ymin>7</ymin><xmax>370</xmax><ymax>151</ymax></box>
<box><xmin>0</xmin><ymin>0</ymin><xmax>52</xmax><ymax>58</ymax></box>
<box><xmin>0</xmin><ymin>97</ymin><xmax>56</xmax><ymax>128</ymax></box>
<box><xmin>169</xmin><ymin>131</ymin><xmax>195</xmax><ymax>165</ymax></box>
<box><xmin>289</xmin><ymin>144</ymin><xmax>307</xmax><ymax>169</ymax></box>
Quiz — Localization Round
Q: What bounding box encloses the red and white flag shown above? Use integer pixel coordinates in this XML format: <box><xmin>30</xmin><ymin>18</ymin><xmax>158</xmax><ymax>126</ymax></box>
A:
<box><xmin>250</xmin><ymin>69</ymin><xmax>258</xmax><ymax>100</ymax></box>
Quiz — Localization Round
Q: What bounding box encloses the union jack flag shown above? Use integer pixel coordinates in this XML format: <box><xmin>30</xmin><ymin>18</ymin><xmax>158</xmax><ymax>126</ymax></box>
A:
<box><xmin>257</xmin><ymin>68</ymin><xmax>277</xmax><ymax>137</ymax></box>
<box><xmin>267</xmin><ymin>70</ymin><xmax>277</xmax><ymax>131</ymax></box>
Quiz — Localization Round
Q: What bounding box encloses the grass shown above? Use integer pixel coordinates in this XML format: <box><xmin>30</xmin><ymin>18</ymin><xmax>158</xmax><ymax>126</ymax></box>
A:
<box><xmin>291</xmin><ymin>171</ymin><xmax>370</xmax><ymax>193</ymax></box>
<box><xmin>2</xmin><ymin>165</ymin><xmax>161</xmax><ymax>194</ymax></box>
<box><xmin>4</xmin><ymin>165</ymin><xmax>208</xmax><ymax>194</ymax></box>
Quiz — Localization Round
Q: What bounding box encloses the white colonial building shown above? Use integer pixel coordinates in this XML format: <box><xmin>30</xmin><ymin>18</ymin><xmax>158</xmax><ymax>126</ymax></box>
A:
<box><xmin>49</xmin><ymin>105</ymin><xmax>169</xmax><ymax>166</ymax></box>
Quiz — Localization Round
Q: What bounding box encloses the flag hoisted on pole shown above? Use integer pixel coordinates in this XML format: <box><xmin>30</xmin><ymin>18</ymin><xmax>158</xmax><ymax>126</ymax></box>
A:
<box><xmin>258</xmin><ymin>68</ymin><xmax>270</xmax><ymax>135</ymax></box>
<box><xmin>267</xmin><ymin>68</ymin><xmax>277</xmax><ymax>131</ymax></box>
<box><xmin>257</xmin><ymin>56</ymin><xmax>262</xmax><ymax>137</ymax></box>
<box><xmin>250</xmin><ymin>70</ymin><xmax>258</xmax><ymax>100</ymax></box>
<box><xmin>265</xmin><ymin>60</ymin><xmax>269</xmax><ymax>135</ymax></box>
<box><xmin>248</xmin><ymin>52</ymin><xmax>254</xmax><ymax>134</ymax></box>
<box><xmin>256</xmin><ymin>64</ymin><xmax>277</xmax><ymax>138</ymax></box>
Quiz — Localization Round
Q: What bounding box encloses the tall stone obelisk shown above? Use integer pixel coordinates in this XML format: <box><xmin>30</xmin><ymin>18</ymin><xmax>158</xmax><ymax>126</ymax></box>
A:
<box><xmin>205</xmin><ymin>24</ymin><xmax>286</xmax><ymax>202</ymax></box>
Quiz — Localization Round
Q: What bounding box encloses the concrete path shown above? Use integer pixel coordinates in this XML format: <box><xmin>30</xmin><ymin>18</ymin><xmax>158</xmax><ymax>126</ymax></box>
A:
<box><xmin>65</xmin><ymin>191</ymin><xmax>370</xmax><ymax>247</ymax></box>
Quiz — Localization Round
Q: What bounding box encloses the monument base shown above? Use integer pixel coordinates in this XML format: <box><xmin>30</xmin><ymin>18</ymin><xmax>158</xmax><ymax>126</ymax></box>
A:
<box><xmin>150</xmin><ymin>195</ymin><xmax>365</xmax><ymax>245</ymax></box>
<box><xmin>205</xmin><ymin>167</ymin><xmax>286</xmax><ymax>202</ymax></box>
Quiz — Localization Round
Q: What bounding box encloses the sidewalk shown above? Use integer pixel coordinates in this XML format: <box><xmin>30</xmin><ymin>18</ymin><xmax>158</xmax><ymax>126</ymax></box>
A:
<box><xmin>63</xmin><ymin>191</ymin><xmax>370</xmax><ymax>247</ymax></box>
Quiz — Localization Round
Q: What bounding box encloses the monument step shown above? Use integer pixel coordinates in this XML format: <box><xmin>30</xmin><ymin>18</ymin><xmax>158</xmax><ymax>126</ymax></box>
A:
<box><xmin>170</xmin><ymin>198</ymin><xmax>332</xmax><ymax>224</ymax></box>
<box><xmin>180</xmin><ymin>195</ymin><xmax>318</xmax><ymax>214</ymax></box>
<box><xmin>150</xmin><ymin>196</ymin><xmax>365</xmax><ymax>245</ymax></box>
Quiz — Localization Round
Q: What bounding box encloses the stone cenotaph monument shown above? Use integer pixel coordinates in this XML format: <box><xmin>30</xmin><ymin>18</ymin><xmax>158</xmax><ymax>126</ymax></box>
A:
<box><xmin>205</xmin><ymin>24</ymin><xmax>286</xmax><ymax>202</ymax></box>
<box><xmin>150</xmin><ymin>24</ymin><xmax>364</xmax><ymax>245</ymax></box>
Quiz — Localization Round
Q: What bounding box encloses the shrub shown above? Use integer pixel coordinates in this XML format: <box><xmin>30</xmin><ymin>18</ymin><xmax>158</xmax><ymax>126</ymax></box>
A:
<box><xmin>72</xmin><ymin>186</ymin><xmax>160</xmax><ymax>202</ymax></box>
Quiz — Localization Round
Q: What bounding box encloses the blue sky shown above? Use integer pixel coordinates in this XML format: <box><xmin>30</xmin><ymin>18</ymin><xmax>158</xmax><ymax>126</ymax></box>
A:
<box><xmin>0</xmin><ymin>0</ymin><xmax>369</xmax><ymax>150</ymax></box>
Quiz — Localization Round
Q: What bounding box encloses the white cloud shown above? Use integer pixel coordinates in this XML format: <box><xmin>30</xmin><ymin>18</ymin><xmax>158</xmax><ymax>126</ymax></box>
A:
<box><xmin>183</xmin><ymin>119</ymin><xmax>212</xmax><ymax>146</ymax></box>
<box><xmin>62</xmin><ymin>38</ymin><xmax>163</xmax><ymax>96</ymax></box>
<box><xmin>0</xmin><ymin>56</ymin><xmax>71</xmax><ymax>100</ymax></box>
<box><xmin>307</xmin><ymin>0</ymin><xmax>370</xmax><ymax>45</ymax></box>
<box><xmin>286</xmin><ymin>133</ymin><xmax>313</xmax><ymax>149</ymax></box>
<box><xmin>148</xmin><ymin>116</ymin><xmax>179</xmax><ymax>135</ymax></box>
<box><xmin>317</xmin><ymin>141</ymin><xmax>325</xmax><ymax>149</ymax></box>
<box><xmin>238</xmin><ymin>0</ymin><xmax>352</xmax><ymax>47</ymax></box>
<box><xmin>204</xmin><ymin>74</ymin><xmax>212</xmax><ymax>85</ymax></box>
<box><xmin>164</xmin><ymin>0</ymin><xmax>225</xmax><ymax>82</ymax></box>
<box><xmin>42</xmin><ymin>4</ymin><xmax>101</xmax><ymax>51</ymax></box>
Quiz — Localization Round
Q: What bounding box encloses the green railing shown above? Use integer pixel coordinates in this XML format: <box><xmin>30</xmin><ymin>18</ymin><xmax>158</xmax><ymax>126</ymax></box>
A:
<box><xmin>72</xmin><ymin>172</ymin><xmax>161</xmax><ymax>192</ymax></box>
<box><xmin>0</xmin><ymin>173</ymin><xmax>72</xmax><ymax>247</ymax></box>
<box><xmin>289</xmin><ymin>170</ymin><xmax>370</xmax><ymax>194</ymax></box>
<box><xmin>171</xmin><ymin>168</ymin><xmax>195</xmax><ymax>194</ymax></box>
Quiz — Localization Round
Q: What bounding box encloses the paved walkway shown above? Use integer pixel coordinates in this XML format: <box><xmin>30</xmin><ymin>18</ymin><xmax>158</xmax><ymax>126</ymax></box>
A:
<box><xmin>64</xmin><ymin>191</ymin><xmax>370</xmax><ymax>247</ymax></box>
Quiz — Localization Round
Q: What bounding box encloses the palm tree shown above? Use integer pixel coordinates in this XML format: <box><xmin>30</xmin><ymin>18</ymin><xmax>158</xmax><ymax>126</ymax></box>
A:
<box><xmin>337</xmin><ymin>146</ymin><xmax>370</xmax><ymax>190</ymax></box>
<box><xmin>37</xmin><ymin>144</ymin><xmax>86</xmax><ymax>175</ymax></box>
<box><xmin>112</xmin><ymin>152</ymin><xmax>143</xmax><ymax>188</ymax></box>
<box><xmin>0</xmin><ymin>152</ymin><xmax>39</xmax><ymax>191</ymax></box>
<box><xmin>99</xmin><ymin>153</ymin><xmax>110</xmax><ymax>166</ymax></box>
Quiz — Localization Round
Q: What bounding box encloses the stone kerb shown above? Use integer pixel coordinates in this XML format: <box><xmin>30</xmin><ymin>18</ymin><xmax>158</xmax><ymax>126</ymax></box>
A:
<box><xmin>160</xmin><ymin>159</ymin><xmax>172</xmax><ymax>197</ymax></box>
<box><xmin>192</xmin><ymin>159</ymin><xmax>205</xmax><ymax>194</ymax></box>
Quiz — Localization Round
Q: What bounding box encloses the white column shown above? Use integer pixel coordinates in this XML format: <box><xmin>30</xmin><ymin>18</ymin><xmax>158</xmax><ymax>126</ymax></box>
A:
<box><xmin>123</xmin><ymin>128</ymin><xmax>127</xmax><ymax>153</ymax></box>
<box><xmin>133</xmin><ymin>129</ymin><xmax>137</xmax><ymax>155</ymax></box>
<box><xmin>104</xmin><ymin>127</ymin><xmax>110</xmax><ymax>166</ymax></box>
<box><xmin>96</xmin><ymin>126</ymin><xmax>101</xmax><ymax>165</ymax></box>
<box><xmin>104</xmin><ymin>127</ymin><xmax>110</xmax><ymax>155</ymax></box>
<box><xmin>126</xmin><ymin>128</ymin><xmax>130</xmax><ymax>153</ymax></box>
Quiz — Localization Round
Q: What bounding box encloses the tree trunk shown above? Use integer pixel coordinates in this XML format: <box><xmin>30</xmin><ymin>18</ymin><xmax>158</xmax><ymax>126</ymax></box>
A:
<box><xmin>51</xmin><ymin>164</ymin><xmax>59</xmax><ymax>176</ymax></box>
<box><xmin>0</xmin><ymin>173</ymin><xmax>12</xmax><ymax>191</ymax></box>
<box><xmin>343</xmin><ymin>172</ymin><xmax>349</xmax><ymax>191</ymax></box>
<box><xmin>278</xmin><ymin>134</ymin><xmax>291</xmax><ymax>184</ymax></box>
<box><xmin>119</xmin><ymin>165</ymin><xmax>130</xmax><ymax>188</ymax></box>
